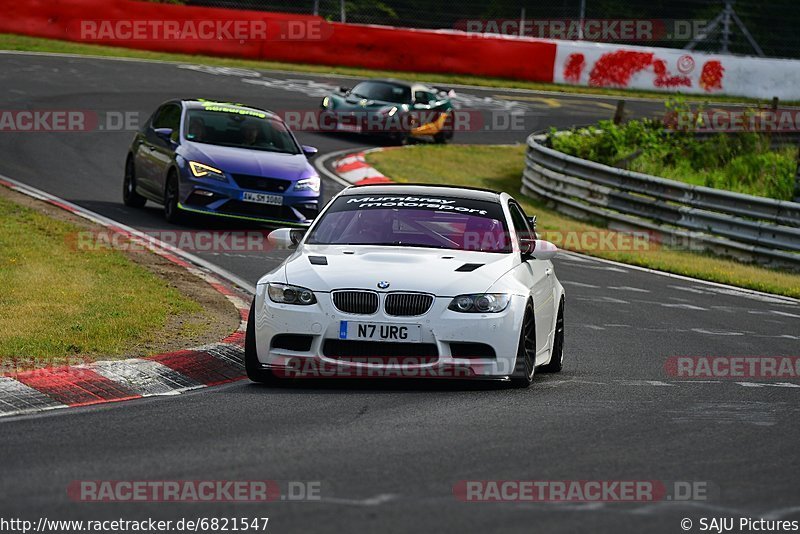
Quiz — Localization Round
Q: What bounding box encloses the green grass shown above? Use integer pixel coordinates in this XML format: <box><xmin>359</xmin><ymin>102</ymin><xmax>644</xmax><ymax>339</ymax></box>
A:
<box><xmin>0</xmin><ymin>32</ymin><xmax>791</xmax><ymax>106</ymax></box>
<box><xmin>0</xmin><ymin>194</ymin><xmax>201</xmax><ymax>365</ymax></box>
<box><xmin>365</xmin><ymin>144</ymin><xmax>800</xmax><ymax>298</ymax></box>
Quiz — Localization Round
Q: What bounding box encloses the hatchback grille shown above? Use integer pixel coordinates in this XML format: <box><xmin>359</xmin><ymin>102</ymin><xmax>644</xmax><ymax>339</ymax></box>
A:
<box><xmin>332</xmin><ymin>290</ymin><xmax>379</xmax><ymax>315</ymax></box>
<box><xmin>231</xmin><ymin>174</ymin><xmax>291</xmax><ymax>193</ymax></box>
<box><xmin>384</xmin><ymin>292</ymin><xmax>434</xmax><ymax>316</ymax></box>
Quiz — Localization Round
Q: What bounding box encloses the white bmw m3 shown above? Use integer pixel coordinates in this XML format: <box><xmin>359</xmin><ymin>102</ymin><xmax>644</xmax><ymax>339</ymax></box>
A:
<box><xmin>245</xmin><ymin>184</ymin><xmax>565</xmax><ymax>387</ymax></box>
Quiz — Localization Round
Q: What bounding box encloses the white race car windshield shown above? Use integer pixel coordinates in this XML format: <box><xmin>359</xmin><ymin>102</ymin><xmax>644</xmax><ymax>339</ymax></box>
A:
<box><xmin>307</xmin><ymin>194</ymin><xmax>511</xmax><ymax>253</ymax></box>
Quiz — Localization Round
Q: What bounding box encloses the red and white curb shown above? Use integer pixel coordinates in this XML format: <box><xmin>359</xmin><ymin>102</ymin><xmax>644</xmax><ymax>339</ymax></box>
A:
<box><xmin>0</xmin><ymin>176</ymin><xmax>254</xmax><ymax>419</ymax></box>
<box><xmin>332</xmin><ymin>148</ymin><xmax>395</xmax><ymax>185</ymax></box>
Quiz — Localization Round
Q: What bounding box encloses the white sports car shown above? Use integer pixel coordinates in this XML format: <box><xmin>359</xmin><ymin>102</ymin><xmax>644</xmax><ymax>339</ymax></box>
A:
<box><xmin>245</xmin><ymin>184</ymin><xmax>565</xmax><ymax>387</ymax></box>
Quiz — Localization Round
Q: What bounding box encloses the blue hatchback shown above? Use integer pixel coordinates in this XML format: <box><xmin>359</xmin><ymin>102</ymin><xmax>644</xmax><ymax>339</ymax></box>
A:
<box><xmin>123</xmin><ymin>99</ymin><xmax>320</xmax><ymax>226</ymax></box>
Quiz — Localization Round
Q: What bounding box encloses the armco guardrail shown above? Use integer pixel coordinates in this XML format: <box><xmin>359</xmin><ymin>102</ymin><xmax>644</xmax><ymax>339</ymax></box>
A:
<box><xmin>522</xmin><ymin>134</ymin><xmax>800</xmax><ymax>270</ymax></box>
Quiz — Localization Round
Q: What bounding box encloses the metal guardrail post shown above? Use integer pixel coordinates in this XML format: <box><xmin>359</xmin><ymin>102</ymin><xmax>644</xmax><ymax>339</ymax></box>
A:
<box><xmin>795</xmin><ymin>144</ymin><xmax>800</xmax><ymax>202</ymax></box>
<box><xmin>613</xmin><ymin>100</ymin><xmax>625</xmax><ymax>125</ymax></box>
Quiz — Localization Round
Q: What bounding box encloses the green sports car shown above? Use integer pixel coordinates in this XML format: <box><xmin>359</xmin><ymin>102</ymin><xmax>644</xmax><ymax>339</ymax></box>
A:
<box><xmin>320</xmin><ymin>79</ymin><xmax>455</xmax><ymax>144</ymax></box>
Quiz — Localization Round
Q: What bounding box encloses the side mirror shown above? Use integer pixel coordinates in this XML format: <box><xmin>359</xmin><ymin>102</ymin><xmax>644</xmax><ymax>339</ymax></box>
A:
<box><xmin>301</xmin><ymin>145</ymin><xmax>318</xmax><ymax>158</ymax></box>
<box><xmin>338</xmin><ymin>86</ymin><xmax>350</xmax><ymax>93</ymax></box>
<box><xmin>268</xmin><ymin>228</ymin><xmax>306</xmax><ymax>249</ymax></box>
<box><xmin>153</xmin><ymin>127</ymin><xmax>174</xmax><ymax>143</ymax></box>
<box><xmin>530</xmin><ymin>239</ymin><xmax>558</xmax><ymax>260</ymax></box>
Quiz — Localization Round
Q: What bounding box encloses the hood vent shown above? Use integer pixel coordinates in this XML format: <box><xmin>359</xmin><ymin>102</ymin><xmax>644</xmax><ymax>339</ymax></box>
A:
<box><xmin>455</xmin><ymin>263</ymin><xmax>484</xmax><ymax>272</ymax></box>
<box><xmin>308</xmin><ymin>256</ymin><xmax>328</xmax><ymax>265</ymax></box>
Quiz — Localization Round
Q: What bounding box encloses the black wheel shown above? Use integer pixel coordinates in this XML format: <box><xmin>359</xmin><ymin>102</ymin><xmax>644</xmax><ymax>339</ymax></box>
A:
<box><xmin>433</xmin><ymin>130</ymin><xmax>453</xmax><ymax>144</ymax></box>
<box><xmin>540</xmin><ymin>298</ymin><xmax>564</xmax><ymax>373</ymax></box>
<box><xmin>163</xmin><ymin>170</ymin><xmax>184</xmax><ymax>224</ymax></box>
<box><xmin>244</xmin><ymin>299</ymin><xmax>281</xmax><ymax>384</ymax></box>
<box><xmin>391</xmin><ymin>132</ymin><xmax>409</xmax><ymax>146</ymax></box>
<box><xmin>510</xmin><ymin>301</ymin><xmax>536</xmax><ymax>388</ymax></box>
<box><xmin>122</xmin><ymin>157</ymin><xmax>146</xmax><ymax>208</ymax></box>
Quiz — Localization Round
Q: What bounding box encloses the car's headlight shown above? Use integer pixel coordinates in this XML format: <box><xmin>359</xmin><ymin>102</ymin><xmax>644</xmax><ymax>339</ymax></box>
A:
<box><xmin>322</xmin><ymin>96</ymin><xmax>332</xmax><ymax>109</ymax></box>
<box><xmin>268</xmin><ymin>283</ymin><xmax>317</xmax><ymax>305</ymax></box>
<box><xmin>189</xmin><ymin>161</ymin><xmax>226</xmax><ymax>181</ymax></box>
<box><xmin>295</xmin><ymin>176</ymin><xmax>320</xmax><ymax>192</ymax></box>
<box><xmin>448</xmin><ymin>294</ymin><xmax>511</xmax><ymax>313</ymax></box>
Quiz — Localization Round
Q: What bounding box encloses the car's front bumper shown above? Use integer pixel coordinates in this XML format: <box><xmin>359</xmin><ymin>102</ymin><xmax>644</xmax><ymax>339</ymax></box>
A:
<box><xmin>252</xmin><ymin>287</ymin><xmax>527</xmax><ymax>379</ymax></box>
<box><xmin>178</xmin><ymin>176</ymin><xmax>319</xmax><ymax>225</ymax></box>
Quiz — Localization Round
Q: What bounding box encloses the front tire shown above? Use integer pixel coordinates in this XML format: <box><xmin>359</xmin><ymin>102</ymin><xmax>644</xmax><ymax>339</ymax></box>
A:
<box><xmin>244</xmin><ymin>299</ymin><xmax>281</xmax><ymax>385</ymax></box>
<box><xmin>540</xmin><ymin>298</ymin><xmax>564</xmax><ymax>373</ymax></box>
<box><xmin>510</xmin><ymin>301</ymin><xmax>536</xmax><ymax>388</ymax></box>
<box><xmin>163</xmin><ymin>170</ymin><xmax>184</xmax><ymax>224</ymax></box>
<box><xmin>122</xmin><ymin>157</ymin><xmax>146</xmax><ymax>208</ymax></box>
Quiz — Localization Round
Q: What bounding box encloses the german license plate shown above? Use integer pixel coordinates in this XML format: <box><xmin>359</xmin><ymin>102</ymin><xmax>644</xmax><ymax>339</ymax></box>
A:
<box><xmin>242</xmin><ymin>191</ymin><xmax>282</xmax><ymax>205</ymax></box>
<box><xmin>339</xmin><ymin>321</ymin><xmax>421</xmax><ymax>342</ymax></box>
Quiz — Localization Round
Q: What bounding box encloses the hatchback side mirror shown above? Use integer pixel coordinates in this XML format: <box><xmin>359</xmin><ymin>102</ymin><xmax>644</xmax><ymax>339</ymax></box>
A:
<box><xmin>153</xmin><ymin>127</ymin><xmax>173</xmax><ymax>143</ymax></box>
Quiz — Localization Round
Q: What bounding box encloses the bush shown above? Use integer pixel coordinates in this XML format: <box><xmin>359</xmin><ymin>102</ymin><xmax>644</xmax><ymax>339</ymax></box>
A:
<box><xmin>549</xmin><ymin>100</ymin><xmax>797</xmax><ymax>201</ymax></box>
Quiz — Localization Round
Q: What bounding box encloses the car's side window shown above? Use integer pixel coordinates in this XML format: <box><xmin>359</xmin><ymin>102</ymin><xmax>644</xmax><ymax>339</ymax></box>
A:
<box><xmin>150</xmin><ymin>104</ymin><xmax>181</xmax><ymax>143</ymax></box>
<box><xmin>151</xmin><ymin>104</ymin><xmax>181</xmax><ymax>131</ymax></box>
<box><xmin>508</xmin><ymin>202</ymin><xmax>533</xmax><ymax>245</ymax></box>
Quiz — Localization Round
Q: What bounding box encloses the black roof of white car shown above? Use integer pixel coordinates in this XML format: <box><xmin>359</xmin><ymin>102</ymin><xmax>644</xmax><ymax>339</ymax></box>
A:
<box><xmin>341</xmin><ymin>183</ymin><xmax>502</xmax><ymax>203</ymax></box>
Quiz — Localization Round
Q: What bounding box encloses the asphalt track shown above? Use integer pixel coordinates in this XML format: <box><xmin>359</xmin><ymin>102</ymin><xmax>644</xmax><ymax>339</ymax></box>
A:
<box><xmin>1</xmin><ymin>52</ymin><xmax>799</xmax><ymax>534</ymax></box>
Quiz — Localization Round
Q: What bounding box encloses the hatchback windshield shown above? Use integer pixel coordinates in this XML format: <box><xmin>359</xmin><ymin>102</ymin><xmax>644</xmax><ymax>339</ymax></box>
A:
<box><xmin>307</xmin><ymin>194</ymin><xmax>511</xmax><ymax>253</ymax></box>
<box><xmin>185</xmin><ymin>108</ymin><xmax>300</xmax><ymax>154</ymax></box>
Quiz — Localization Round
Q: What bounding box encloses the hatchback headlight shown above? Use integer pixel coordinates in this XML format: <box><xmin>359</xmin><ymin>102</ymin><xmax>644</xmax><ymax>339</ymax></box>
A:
<box><xmin>268</xmin><ymin>283</ymin><xmax>316</xmax><ymax>305</ymax></box>
<box><xmin>448</xmin><ymin>293</ymin><xmax>511</xmax><ymax>313</ymax></box>
<box><xmin>295</xmin><ymin>176</ymin><xmax>320</xmax><ymax>192</ymax></box>
<box><xmin>189</xmin><ymin>161</ymin><xmax>226</xmax><ymax>181</ymax></box>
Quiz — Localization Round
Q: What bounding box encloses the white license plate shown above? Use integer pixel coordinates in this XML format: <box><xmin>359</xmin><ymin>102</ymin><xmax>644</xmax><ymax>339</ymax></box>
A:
<box><xmin>339</xmin><ymin>321</ymin><xmax>421</xmax><ymax>343</ymax></box>
<box><xmin>242</xmin><ymin>191</ymin><xmax>283</xmax><ymax>205</ymax></box>
<box><xmin>337</xmin><ymin>122</ymin><xmax>361</xmax><ymax>133</ymax></box>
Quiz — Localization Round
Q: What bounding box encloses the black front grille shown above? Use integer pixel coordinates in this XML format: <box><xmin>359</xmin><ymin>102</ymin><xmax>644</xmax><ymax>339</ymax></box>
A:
<box><xmin>231</xmin><ymin>174</ymin><xmax>291</xmax><ymax>193</ymax></box>
<box><xmin>323</xmin><ymin>339</ymin><xmax>438</xmax><ymax>363</ymax></box>
<box><xmin>449</xmin><ymin>342</ymin><xmax>496</xmax><ymax>359</ymax></box>
<box><xmin>384</xmin><ymin>292</ymin><xmax>434</xmax><ymax>316</ymax></box>
<box><xmin>271</xmin><ymin>334</ymin><xmax>313</xmax><ymax>352</ymax></box>
<box><xmin>332</xmin><ymin>290</ymin><xmax>379</xmax><ymax>315</ymax></box>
